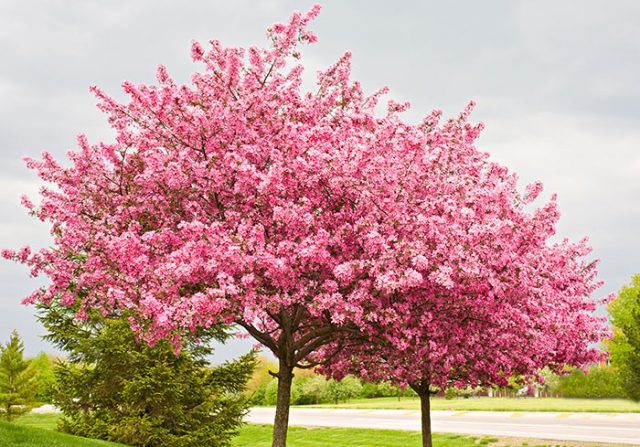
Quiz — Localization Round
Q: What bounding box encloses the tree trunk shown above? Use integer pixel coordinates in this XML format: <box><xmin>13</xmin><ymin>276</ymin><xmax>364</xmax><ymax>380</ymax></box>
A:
<box><xmin>272</xmin><ymin>359</ymin><xmax>294</xmax><ymax>447</ymax></box>
<box><xmin>410</xmin><ymin>382</ymin><xmax>433</xmax><ymax>447</ymax></box>
<box><xmin>418</xmin><ymin>391</ymin><xmax>432</xmax><ymax>447</ymax></box>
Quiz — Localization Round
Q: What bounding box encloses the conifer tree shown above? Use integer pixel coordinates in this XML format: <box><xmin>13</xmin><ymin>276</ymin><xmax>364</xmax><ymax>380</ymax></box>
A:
<box><xmin>38</xmin><ymin>302</ymin><xmax>255</xmax><ymax>447</ymax></box>
<box><xmin>0</xmin><ymin>330</ymin><xmax>36</xmax><ymax>421</ymax></box>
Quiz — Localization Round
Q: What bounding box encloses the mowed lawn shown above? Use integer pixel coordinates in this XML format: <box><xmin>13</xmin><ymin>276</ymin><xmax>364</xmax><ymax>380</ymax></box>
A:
<box><xmin>302</xmin><ymin>397</ymin><xmax>640</xmax><ymax>412</ymax></box>
<box><xmin>6</xmin><ymin>411</ymin><xmax>632</xmax><ymax>447</ymax></box>
<box><xmin>7</xmin><ymin>415</ymin><xmax>494</xmax><ymax>447</ymax></box>
<box><xmin>1</xmin><ymin>417</ymin><xmax>126</xmax><ymax>447</ymax></box>
<box><xmin>232</xmin><ymin>424</ymin><xmax>493</xmax><ymax>447</ymax></box>
<box><xmin>12</xmin><ymin>412</ymin><xmax>63</xmax><ymax>430</ymax></box>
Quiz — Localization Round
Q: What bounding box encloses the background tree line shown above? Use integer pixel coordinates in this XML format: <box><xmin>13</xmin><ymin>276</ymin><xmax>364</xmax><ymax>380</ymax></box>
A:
<box><xmin>244</xmin><ymin>357</ymin><xmax>629</xmax><ymax>404</ymax></box>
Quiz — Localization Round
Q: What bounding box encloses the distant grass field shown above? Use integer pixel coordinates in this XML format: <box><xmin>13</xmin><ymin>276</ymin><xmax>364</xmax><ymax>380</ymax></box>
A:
<box><xmin>301</xmin><ymin>397</ymin><xmax>640</xmax><ymax>412</ymax></box>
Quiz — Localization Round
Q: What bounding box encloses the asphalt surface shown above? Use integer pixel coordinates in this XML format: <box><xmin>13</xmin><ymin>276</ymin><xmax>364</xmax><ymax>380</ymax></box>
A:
<box><xmin>247</xmin><ymin>407</ymin><xmax>640</xmax><ymax>445</ymax></box>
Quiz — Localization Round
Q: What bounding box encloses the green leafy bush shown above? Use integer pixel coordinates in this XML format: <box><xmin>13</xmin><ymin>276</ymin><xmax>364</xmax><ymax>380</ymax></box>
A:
<box><xmin>324</xmin><ymin>377</ymin><xmax>363</xmax><ymax>404</ymax></box>
<box><xmin>29</xmin><ymin>353</ymin><xmax>56</xmax><ymax>403</ymax></box>
<box><xmin>248</xmin><ymin>370</ymin><xmax>417</xmax><ymax>406</ymax></box>
<box><xmin>608</xmin><ymin>274</ymin><xmax>640</xmax><ymax>401</ymax></box>
<box><xmin>444</xmin><ymin>387</ymin><xmax>480</xmax><ymax>400</ymax></box>
<box><xmin>555</xmin><ymin>365</ymin><xmax>625</xmax><ymax>398</ymax></box>
<box><xmin>264</xmin><ymin>377</ymin><xmax>301</xmax><ymax>406</ymax></box>
<box><xmin>295</xmin><ymin>376</ymin><xmax>327</xmax><ymax>405</ymax></box>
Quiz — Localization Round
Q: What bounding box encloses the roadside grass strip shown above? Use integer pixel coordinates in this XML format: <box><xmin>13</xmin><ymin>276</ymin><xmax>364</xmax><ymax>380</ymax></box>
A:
<box><xmin>301</xmin><ymin>397</ymin><xmax>640</xmax><ymax>413</ymax></box>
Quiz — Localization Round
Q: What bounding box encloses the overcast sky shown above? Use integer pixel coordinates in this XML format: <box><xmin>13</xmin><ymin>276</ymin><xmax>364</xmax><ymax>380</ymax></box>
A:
<box><xmin>1</xmin><ymin>0</ymin><xmax>639</xmax><ymax>361</ymax></box>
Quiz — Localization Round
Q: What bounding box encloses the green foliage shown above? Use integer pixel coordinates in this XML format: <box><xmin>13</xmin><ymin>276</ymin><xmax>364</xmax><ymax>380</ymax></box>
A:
<box><xmin>444</xmin><ymin>387</ymin><xmax>480</xmax><ymax>400</ymax></box>
<box><xmin>38</xmin><ymin>302</ymin><xmax>255</xmax><ymax>447</ymax></box>
<box><xmin>0</xmin><ymin>330</ymin><xmax>37</xmax><ymax>420</ymax></box>
<box><xmin>377</xmin><ymin>381</ymin><xmax>417</xmax><ymax>398</ymax></box>
<box><xmin>245</xmin><ymin>355</ymin><xmax>278</xmax><ymax>395</ymax></box>
<box><xmin>554</xmin><ymin>365</ymin><xmax>625</xmax><ymax>398</ymax></box>
<box><xmin>360</xmin><ymin>381</ymin><xmax>380</xmax><ymax>398</ymax></box>
<box><xmin>247</xmin><ymin>352</ymin><xmax>420</xmax><ymax>407</ymax></box>
<box><xmin>29</xmin><ymin>353</ymin><xmax>56</xmax><ymax>403</ymax></box>
<box><xmin>359</xmin><ymin>381</ymin><xmax>416</xmax><ymax>399</ymax></box>
<box><xmin>538</xmin><ymin>367</ymin><xmax>560</xmax><ymax>393</ymax></box>
<box><xmin>444</xmin><ymin>387</ymin><xmax>458</xmax><ymax>399</ymax></box>
<box><xmin>250</xmin><ymin>371</ymin><xmax>420</xmax><ymax>406</ymax></box>
<box><xmin>250</xmin><ymin>382</ymin><xmax>268</xmax><ymax>405</ymax></box>
<box><xmin>256</xmin><ymin>375</ymin><xmax>363</xmax><ymax>405</ymax></box>
<box><xmin>264</xmin><ymin>377</ymin><xmax>300</xmax><ymax>406</ymax></box>
<box><xmin>295</xmin><ymin>376</ymin><xmax>327</xmax><ymax>404</ymax></box>
<box><xmin>325</xmin><ymin>377</ymin><xmax>363</xmax><ymax>404</ymax></box>
<box><xmin>608</xmin><ymin>274</ymin><xmax>640</xmax><ymax>401</ymax></box>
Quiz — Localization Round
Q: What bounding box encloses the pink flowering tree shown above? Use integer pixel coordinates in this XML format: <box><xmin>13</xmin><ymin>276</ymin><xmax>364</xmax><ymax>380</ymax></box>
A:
<box><xmin>2</xmin><ymin>5</ymin><xmax>610</xmax><ymax>447</ymax></box>
<box><xmin>2</xmin><ymin>6</ymin><xmax>428</xmax><ymax>446</ymax></box>
<box><xmin>316</xmin><ymin>107</ymin><xmax>611</xmax><ymax>447</ymax></box>
<box><xmin>316</xmin><ymin>105</ymin><xmax>610</xmax><ymax>447</ymax></box>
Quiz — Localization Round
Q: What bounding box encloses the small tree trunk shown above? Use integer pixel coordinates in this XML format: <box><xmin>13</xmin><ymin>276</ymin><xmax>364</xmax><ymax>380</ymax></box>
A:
<box><xmin>419</xmin><ymin>391</ymin><xmax>432</xmax><ymax>447</ymax></box>
<box><xmin>272</xmin><ymin>359</ymin><xmax>294</xmax><ymax>447</ymax></box>
<box><xmin>410</xmin><ymin>382</ymin><xmax>433</xmax><ymax>447</ymax></box>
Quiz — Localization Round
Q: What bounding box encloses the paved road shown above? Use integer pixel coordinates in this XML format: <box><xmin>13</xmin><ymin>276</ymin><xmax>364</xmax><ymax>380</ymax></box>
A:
<box><xmin>247</xmin><ymin>408</ymin><xmax>640</xmax><ymax>445</ymax></box>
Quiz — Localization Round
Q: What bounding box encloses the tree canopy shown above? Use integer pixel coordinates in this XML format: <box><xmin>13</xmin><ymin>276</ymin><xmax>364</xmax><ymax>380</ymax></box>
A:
<box><xmin>608</xmin><ymin>274</ymin><xmax>640</xmax><ymax>401</ymax></box>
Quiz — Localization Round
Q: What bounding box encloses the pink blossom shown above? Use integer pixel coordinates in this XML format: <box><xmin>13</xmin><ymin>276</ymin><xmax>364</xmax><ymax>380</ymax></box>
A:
<box><xmin>333</xmin><ymin>263</ymin><xmax>355</xmax><ymax>283</ymax></box>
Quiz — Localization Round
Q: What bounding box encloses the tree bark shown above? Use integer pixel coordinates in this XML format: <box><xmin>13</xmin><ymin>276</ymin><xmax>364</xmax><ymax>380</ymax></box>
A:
<box><xmin>418</xmin><ymin>390</ymin><xmax>432</xmax><ymax>447</ymax></box>
<box><xmin>271</xmin><ymin>358</ymin><xmax>295</xmax><ymax>447</ymax></box>
<box><xmin>410</xmin><ymin>381</ymin><xmax>432</xmax><ymax>447</ymax></box>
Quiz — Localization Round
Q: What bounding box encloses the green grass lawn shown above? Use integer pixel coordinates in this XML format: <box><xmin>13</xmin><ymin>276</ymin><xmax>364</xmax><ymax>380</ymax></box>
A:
<box><xmin>232</xmin><ymin>424</ymin><xmax>494</xmax><ymax>447</ymax></box>
<box><xmin>5</xmin><ymin>412</ymin><xmax>622</xmax><ymax>447</ymax></box>
<box><xmin>13</xmin><ymin>412</ymin><xmax>62</xmax><ymax>430</ymax></box>
<box><xmin>301</xmin><ymin>397</ymin><xmax>640</xmax><ymax>412</ymax></box>
<box><xmin>0</xmin><ymin>418</ymin><xmax>127</xmax><ymax>447</ymax></box>
<box><xmin>7</xmin><ymin>416</ymin><xmax>496</xmax><ymax>447</ymax></box>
